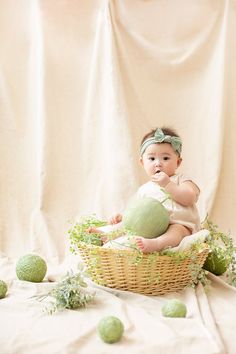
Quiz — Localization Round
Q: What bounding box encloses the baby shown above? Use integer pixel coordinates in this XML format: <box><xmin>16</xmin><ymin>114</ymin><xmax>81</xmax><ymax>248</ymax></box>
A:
<box><xmin>88</xmin><ymin>127</ymin><xmax>201</xmax><ymax>253</ymax></box>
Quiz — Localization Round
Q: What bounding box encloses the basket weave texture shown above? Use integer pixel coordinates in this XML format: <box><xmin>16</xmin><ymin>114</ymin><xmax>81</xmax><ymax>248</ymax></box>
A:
<box><xmin>78</xmin><ymin>242</ymin><xmax>209</xmax><ymax>296</ymax></box>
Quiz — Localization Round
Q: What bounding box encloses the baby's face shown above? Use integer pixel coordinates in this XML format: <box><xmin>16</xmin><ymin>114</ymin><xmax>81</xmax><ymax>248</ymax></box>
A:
<box><xmin>140</xmin><ymin>143</ymin><xmax>182</xmax><ymax>178</ymax></box>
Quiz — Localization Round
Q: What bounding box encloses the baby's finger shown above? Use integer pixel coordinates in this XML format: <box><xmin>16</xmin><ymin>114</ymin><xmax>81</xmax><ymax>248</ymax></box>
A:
<box><xmin>151</xmin><ymin>176</ymin><xmax>160</xmax><ymax>183</ymax></box>
<box><xmin>109</xmin><ymin>217</ymin><xmax>116</xmax><ymax>224</ymax></box>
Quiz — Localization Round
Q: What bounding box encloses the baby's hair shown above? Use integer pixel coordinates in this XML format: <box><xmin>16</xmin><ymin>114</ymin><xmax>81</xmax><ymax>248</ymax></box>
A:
<box><xmin>140</xmin><ymin>126</ymin><xmax>181</xmax><ymax>146</ymax></box>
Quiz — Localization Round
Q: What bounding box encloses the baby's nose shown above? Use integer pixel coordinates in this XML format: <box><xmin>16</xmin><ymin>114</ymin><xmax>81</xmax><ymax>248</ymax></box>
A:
<box><xmin>155</xmin><ymin>159</ymin><xmax>162</xmax><ymax>166</ymax></box>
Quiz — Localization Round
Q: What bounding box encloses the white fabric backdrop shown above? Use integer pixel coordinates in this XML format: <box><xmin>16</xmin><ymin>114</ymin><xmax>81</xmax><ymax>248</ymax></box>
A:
<box><xmin>2</xmin><ymin>2</ymin><xmax>236</xmax><ymax>354</ymax></box>
<box><xmin>0</xmin><ymin>0</ymin><xmax>236</xmax><ymax>261</ymax></box>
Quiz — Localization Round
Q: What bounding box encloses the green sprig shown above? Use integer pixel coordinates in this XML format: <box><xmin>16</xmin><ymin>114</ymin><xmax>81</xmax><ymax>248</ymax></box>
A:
<box><xmin>33</xmin><ymin>266</ymin><xmax>94</xmax><ymax>314</ymax></box>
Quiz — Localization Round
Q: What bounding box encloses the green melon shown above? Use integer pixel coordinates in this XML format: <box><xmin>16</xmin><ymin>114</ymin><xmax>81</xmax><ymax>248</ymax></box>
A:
<box><xmin>123</xmin><ymin>197</ymin><xmax>169</xmax><ymax>238</ymax></box>
<box><xmin>16</xmin><ymin>254</ymin><xmax>47</xmax><ymax>282</ymax></box>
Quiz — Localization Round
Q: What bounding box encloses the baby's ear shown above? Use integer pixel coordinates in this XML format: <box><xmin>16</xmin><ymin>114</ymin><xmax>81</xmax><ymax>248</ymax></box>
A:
<box><xmin>177</xmin><ymin>157</ymin><xmax>182</xmax><ymax>167</ymax></box>
<box><xmin>139</xmin><ymin>157</ymin><xmax>144</xmax><ymax>166</ymax></box>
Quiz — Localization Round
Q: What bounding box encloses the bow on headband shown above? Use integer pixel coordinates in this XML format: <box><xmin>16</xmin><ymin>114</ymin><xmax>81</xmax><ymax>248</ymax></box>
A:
<box><xmin>140</xmin><ymin>128</ymin><xmax>182</xmax><ymax>156</ymax></box>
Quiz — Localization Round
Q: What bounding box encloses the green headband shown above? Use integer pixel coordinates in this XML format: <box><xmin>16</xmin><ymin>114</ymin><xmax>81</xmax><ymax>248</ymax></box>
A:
<box><xmin>140</xmin><ymin>128</ymin><xmax>182</xmax><ymax>156</ymax></box>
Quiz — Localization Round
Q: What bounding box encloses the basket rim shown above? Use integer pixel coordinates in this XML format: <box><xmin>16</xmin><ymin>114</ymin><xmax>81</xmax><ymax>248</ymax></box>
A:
<box><xmin>76</xmin><ymin>240</ymin><xmax>209</xmax><ymax>258</ymax></box>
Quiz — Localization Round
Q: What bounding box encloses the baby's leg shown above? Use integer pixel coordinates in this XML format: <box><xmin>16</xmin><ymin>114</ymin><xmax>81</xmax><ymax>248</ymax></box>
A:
<box><xmin>87</xmin><ymin>222</ymin><xmax>122</xmax><ymax>234</ymax></box>
<box><xmin>136</xmin><ymin>224</ymin><xmax>191</xmax><ymax>253</ymax></box>
<box><xmin>87</xmin><ymin>222</ymin><xmax>122</xmax><ymax>243</ymax></box>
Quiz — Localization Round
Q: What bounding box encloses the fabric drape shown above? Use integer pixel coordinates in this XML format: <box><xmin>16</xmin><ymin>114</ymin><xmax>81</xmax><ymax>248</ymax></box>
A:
<box><xmin>0</xmin><ymin>0</ymin><xmax>235</xmax><ymax>259</ymax></box>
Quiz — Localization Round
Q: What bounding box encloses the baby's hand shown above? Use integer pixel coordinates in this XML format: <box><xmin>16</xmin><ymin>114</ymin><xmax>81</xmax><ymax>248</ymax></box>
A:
<box><xmin>151</xmin><ymin>171</ymin><xmax>170</xmax><ymax>187</ymax></box>
<box><xmin>109</xmin><ymin>213</ymin><xmax>122</xmax><ymax>225</ymax></box>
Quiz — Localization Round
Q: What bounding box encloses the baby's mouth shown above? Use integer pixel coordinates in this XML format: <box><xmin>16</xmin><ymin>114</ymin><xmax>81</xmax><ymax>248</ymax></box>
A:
<box><xmin>155</xmin><ymin>169</ymin><xmax>161</xmax><ymax>174</ymax></box>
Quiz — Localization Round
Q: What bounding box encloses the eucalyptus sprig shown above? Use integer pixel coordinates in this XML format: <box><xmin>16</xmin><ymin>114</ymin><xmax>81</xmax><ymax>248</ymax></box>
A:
<box><xmin>33</xmin><ymin>265</ymin><xmax>94</xmax><ymax>314</ymax></box>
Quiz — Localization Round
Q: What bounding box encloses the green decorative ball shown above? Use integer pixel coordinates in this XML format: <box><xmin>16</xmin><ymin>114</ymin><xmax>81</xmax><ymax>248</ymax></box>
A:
<box><xmin>161</xmin><ymin>299</ymin><xmax>187</xmax><ymax>318</ymax></box>
<box><xmin>97</xmin><ymin>316</ymin><xmax>124</xmax><ymax>344</ymax></box>
<box><xmin>203</xmin><ymin>248</ymin><xmax>230</xmax><ymax>275</ymax></box>
<box><xmin>123</xmin><ymin>197</ymin><xmax>169</xmax><ymax>238</ymax></box>
<box><xmin>16</xmin><ymin>254</ymin><xmax>47</xmax><ymax>282</ymax></box>
<box><xmin>0</xmin><ymin>280</ymin><xmax>8</xmax><ymax>299</ymax></box>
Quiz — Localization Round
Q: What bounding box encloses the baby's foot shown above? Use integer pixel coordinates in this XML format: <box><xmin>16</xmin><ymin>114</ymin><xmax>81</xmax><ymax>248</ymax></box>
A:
<box><xmin>87</xmin><ymin>227</ymin><xmax>108</xmax><ymax>243</ymax></box>
<box><xmin>135</xmin><ymin>237</ymin><xmax>161</xmax><ymax>253</ymax></box>
<box><xmin>87</xmin><ymin>227</ymin><xmax>103</xmax><ymax>234</ymax></box>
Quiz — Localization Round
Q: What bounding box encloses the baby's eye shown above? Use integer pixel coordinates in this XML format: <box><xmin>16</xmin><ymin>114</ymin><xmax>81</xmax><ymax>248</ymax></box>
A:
<box><xmin>163</xmin><ymin>156</ymin><xmax>170</xmax><ymax>161</ymax></box>
<box><xmin>148</xmin><ymin>157</ymin><xmax>155</xmax><ymax>161</ymax></box>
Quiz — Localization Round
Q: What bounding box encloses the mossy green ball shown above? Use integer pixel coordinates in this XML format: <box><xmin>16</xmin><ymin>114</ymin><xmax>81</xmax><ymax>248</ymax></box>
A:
<box><xmin>161</xmin><ymin>299</ymin><xmax>187</xmax><ymax>318</ymax></box>
<box><xmin>16</xmin><ymin>254</ymin><xmax>47</xmax><ymax>282</ymax></box>
<box><xmin>0</xmin><ymin>280</ymin><xmax>7</xmax><ymax>299</ymax></box>
<box><xmin>97</xmin><ymin>316</ymin><xmax>124</xmax><ymax>344</ymax></box>
<box><xmin>203</xmin><ymin>249</ymin><xmax>230</xmax><ymax>276</ymax></box>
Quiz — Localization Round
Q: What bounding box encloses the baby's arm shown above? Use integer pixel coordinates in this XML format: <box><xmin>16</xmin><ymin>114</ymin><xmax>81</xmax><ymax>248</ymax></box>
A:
<box><xmin>164</xmin><ymin>180</ymin><xmax>199</xmax><ymax>206</ymax></box>
<box><xmin>151</xmin><ymin>172</ymin><xmax>199</xmax><ymax>206</ymax></box>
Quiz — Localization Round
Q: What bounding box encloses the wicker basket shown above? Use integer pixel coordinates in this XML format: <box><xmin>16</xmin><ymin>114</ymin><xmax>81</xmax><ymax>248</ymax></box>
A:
<box><xmin>77</xmin><ymin>242</ymin><xmax>209</xmax><ymax>296</ymax></box>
